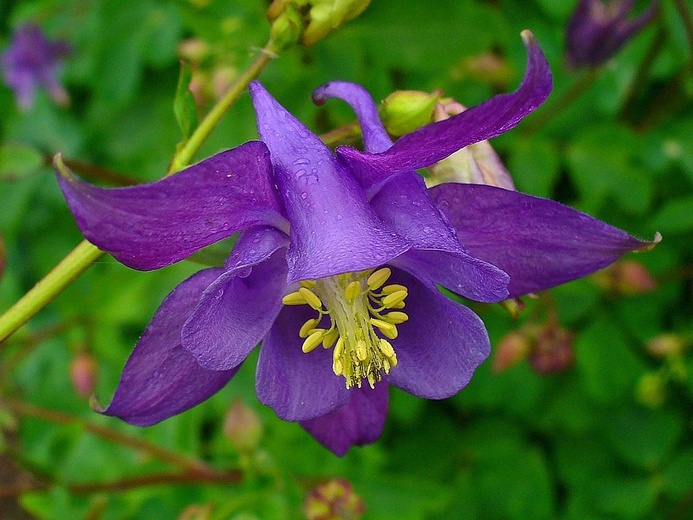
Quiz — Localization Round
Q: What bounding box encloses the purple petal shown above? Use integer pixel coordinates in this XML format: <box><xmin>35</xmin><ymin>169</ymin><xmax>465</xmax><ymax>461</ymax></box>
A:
<box><xmin>249</xmin><ymin>81</ymin><xmax>409</xmax><ymax>282</ymax></box>
<box><xmin>430</xmin><ymin>183</ymin><xmax>659</xmax><ymax>297</ymax></box>
<box><xmin>301</xmin><ymin>383</ymin><xmax>389</xmax><ymax>456</ymax></box>
<box><xmin>336</xmin><ymin>31</ymin><xmax>552</xmax><ymax>193</ymax></box>
<box><xmin>256</xmin><ymin>306</ymin><xmax>350</xmax><ymax>421</ymax></box>
<box><xmin>312</xmin><ymin>81</ymin><xmax>393</xmax><ymax>153</ymax></box>
<box><xmin>55</xmin><ymin>143</ymin><xmax>287</xmax><ymax>270</ymax></box>
<box><xmin>102</xmin><ymin>268</ymin><xmax>239</xmax><ymax>426</ymax></box>
<box><xmin>385</xmin><ymin>268</ymin><xmax>490</xmax><ymax>399</ymax></box>
<box><xmin>181</xmin><ymin>226</ymin><xmax>289</xmax><ymax>370</ymax></box>
<box><xmin>391</xmin><ymin>248</ymin><xmax>509</xmax><ymax>303</ymax></box>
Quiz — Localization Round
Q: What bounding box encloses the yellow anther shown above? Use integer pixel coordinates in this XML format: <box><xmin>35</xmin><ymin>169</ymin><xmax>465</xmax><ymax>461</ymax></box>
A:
<box><xmin>302</xmin><ymin>330</ymin><xmax>324</xmax><ymax>353</ymax></box>
<box><xmin>333</xmin><ymin>359</ymin><xmax>344</xmax><ymax>376</ymax></box>
<box><xmin>345</xmin><ymin>280</ymin><xmax>362</xmax><ymax>303</ymax></box>
<box><xmin>356</xmin><ymin>340</ymin><xmax>368</xmax><ymax>361</ymax></box>
<box><xmin>370</xmin><ymin>318</ymin><xmax>398</xmax><ymax>339</ymax></box>
<box><xmin>367</xmin><ymin>267</ymin><xmax>392</xmax><ymax>291</ymax></box>
<box><xmin>378</xmin><ymin>339</ymin><xmax>395</xmax><ymax>357</ymax></box>
<box><xmin>299</xmin><ymin>280</ymin><xmax>317</xmax><ymax>288</ymax></box>
<box><xmin>322</xmin><ymin>328</ymin><xmax>339</xmax><ymax>349</ymax></box>
<box><xmin>334</xmin><ymin>337</ymin><xmax>345</xmax><ymax>358</ymax></box>
<box><xmin>384</xmin><ymin>311</ymin><xmax>409</xmax><ymax>324</ymax></box>
<box><xmin>381</xmin><ymin>284</ymin><xmax>407</xmax><ymax>295</ymax></box>
<box><xmin>391</xmin><ymin>301</ymin><xmax>406</xmax><ymax>309</ymax></box>
<box><xmin>298</xmin><ymin>287</ymin><xmax>323</xmax><ymax>311</ymax></box>
<box><xmin>299</xmin><ymin>318</ymin><xmax>320</xmax><ymax>338</ymax></box>
<box><xmin>367</xmin><ymin>372</ymin><xmax>376</xmax><ymax>389</ymax></box>
<box><xmin>282</xmin><ymin>291</ymin><xmax>306</xmax><ymax>306</ymax></box>
<box><xmin>382</xmin><ymin>290</ymin><xmax>408</xmax><ymax>308</ymax></box>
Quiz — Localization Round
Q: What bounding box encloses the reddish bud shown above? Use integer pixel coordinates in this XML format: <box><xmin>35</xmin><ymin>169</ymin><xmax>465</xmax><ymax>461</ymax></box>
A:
<box><xmin>69</xmin><ymin>352</ymin><xmax>98</xmax><ymax>398</ymax></box>
<box><xmin>592</xmin><ymin>259</ymin><xmax>656</xmax><ymax>295</ymax></box>
<box><xmin>646</xmin><ymin>334</ymin><xmax>686</xmax><ymax>358</ymax></box>
<box><xmin>529</xmin><ymin>326</ymin><xmax>574</xmax><ymax>375</ymax></box>
<box><xmin>223</xmin><ymin>398</ymin><xmax>263</xmax><ymax>452</ymax></box>
<box><xmin>492</xmin><ymin>331</ymin><xmax>532</xmax><ymax>373</ymax></box>
<box><xmin>304</xmin><ymin>478</ymin><xmax>365</xmax><ymax>520</ymax></box>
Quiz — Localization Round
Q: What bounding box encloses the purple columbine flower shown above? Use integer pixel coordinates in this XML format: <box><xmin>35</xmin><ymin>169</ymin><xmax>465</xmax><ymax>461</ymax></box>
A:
<box><xmin>565</xmin><ymin>0</ymin><xmax>659</xmax><ymax>68</ymax></box>
<box><xmin>1</xmin><ymin>23</ymin><xmax>70</xmax><ymax>110</ymax></box>
<box><xmin>55</xmin><ymin>31</ymin><xmax>657</xmax><ymax>456</ymax></box>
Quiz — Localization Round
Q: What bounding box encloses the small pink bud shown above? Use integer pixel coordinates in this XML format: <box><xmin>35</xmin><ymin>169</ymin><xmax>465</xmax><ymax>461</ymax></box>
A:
<box><xmin>223</xmin><ymin>398</ymin><xmax>263</xmax><ymax>452</ymax></box>
<box><xmin>178</xmin><ymin>39</ymin><xmax>211</xmax><ymax>63</ymax></box>
<box><xmin>646</xmin><ymin>334</ymin><xmax>686</xmax><ymax>358</ymax></box>
<box><xmin>492</xmin><ymin>331</ymin><xmax>532</xmax><ymax>373</ymax></box>
<box><xmin>69</xmin><ymin>352</ymin><xmax>98</xmax><ymax>398</ymax></box>
<box><xmin>592</xmin><ymin>260</ymin><xmax>656</xmax><ymax>294</ymax></box>
<box><xmin>304</xmin><ymin>478</ymin><xmax>365</xmax><ymax>520</ymax></box>
<box><xmin>529</xmin><ymin>326</ymin><xmax>574</xmax><ymax>375</ymax></box>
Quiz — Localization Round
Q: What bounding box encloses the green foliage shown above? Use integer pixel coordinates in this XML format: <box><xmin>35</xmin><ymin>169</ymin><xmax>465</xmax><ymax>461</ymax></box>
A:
<box><xmin>1</xmin><ymin>0</ymin><xmax>692</xmax><ymax>519</ymax></box>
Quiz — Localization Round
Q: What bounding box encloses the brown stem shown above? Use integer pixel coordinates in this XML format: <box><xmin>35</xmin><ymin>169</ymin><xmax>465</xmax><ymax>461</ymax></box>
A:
<box><xmin>0</xmin><ymin>470</ymin><xmax>243</xmax><ymax>497</ymax></box>
<box><xmin>2</xmin><ymin>399</ymin><xmax>215</xmax><ymax>475</ymax></box>
<box><xmin>43</xmin><ymin>155</ymin><xmax>139</xmax><ymax>186</ymax></box>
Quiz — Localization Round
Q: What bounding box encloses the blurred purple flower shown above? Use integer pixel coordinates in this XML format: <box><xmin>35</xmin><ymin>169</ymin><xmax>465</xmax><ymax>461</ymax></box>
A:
<box><xmin>55</xmin><ymin>32</ymin><xmax>656</xmax><ymax>456</ymax></box>
<box><xmin>566</xmin><ymin>0</ymin><xmax>658</xmax><ymax>68</ymax></box>
<box><xmin>1</xmin><ymin>23</ymin><xmax>70</xmax><ymax>110</ymax></box>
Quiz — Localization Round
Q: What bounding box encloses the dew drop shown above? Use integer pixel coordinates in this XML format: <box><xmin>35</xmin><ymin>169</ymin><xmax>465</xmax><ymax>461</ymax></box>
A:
<box><xmin>301</xmin><ymin>192</ymin><xmax>308</xmax><ymax>199</ymax></box>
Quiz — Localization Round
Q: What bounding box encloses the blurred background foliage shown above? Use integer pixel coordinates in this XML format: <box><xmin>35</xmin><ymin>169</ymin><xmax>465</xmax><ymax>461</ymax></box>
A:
<box><xmin>0</xmin><ymin>0</ymin><xmax>692</xmax><ymax>518</ymax></box>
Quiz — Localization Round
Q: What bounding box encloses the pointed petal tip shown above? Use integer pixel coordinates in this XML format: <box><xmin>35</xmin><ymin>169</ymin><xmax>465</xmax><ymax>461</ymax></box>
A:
<box><xmin>520</xmin><ymin>29</ymin><xmax>535</xmax><ymax>45</ymax></box>
<box><xmin>637</xmin><ymin>231</ymin><xmax>662</xmax><ymax>252</ymax></box>
<box><xmin>53</xmin><ymin>152</ymin><xmax>72</xmax><ymax>180</ymax></box>
<box><xmin>89</xmin><ymin>394</ymin><xmax>105</xmax><ymax>413</ymax></box>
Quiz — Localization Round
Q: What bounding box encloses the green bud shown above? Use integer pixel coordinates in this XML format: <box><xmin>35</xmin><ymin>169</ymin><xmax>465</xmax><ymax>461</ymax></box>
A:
<box><xmin>270</xmin><ymin>4</ymin><xmax>305</xmax><ymax>53</ymax></box>
<box><xmin>302</xmin><ymin>0</ymin><xmax>371</xmax><ymax>46</ymax></box>
<box><xmin>636</xmin><ymin>372</ymin><xmax>667</xmax><ymax>408</ymax></box>
<box><xmin>379</xmin><ymin>90</ymin><xmax>440</xmax><ymax>137</ymax></box>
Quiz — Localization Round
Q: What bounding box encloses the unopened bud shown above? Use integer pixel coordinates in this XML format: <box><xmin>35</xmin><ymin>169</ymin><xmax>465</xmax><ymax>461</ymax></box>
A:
<box><xmin>592</xmin><ymin>259</ymin><xmax>656</xmax><ymax>295</ymax></box>
<box><xmin>492</xmin><ymin>331</ymin><xmax>532</xmax><ymax>373</ymax></box>
<box><xmin>498</xmin><ymin>297</ymin><xmax>525</xmax><ymax>320</ymax></box>
<box><xmin>224</xmin><ymin>398</ymin><xmax>263</xmax><ymax>452</ymax></box>
<box><xmin>70</xmin><ymin>351</ymin><xmax>98</xmax><ymax>398</ymax></box>
<box><xmin>425</xmin><ymin>100</ymin><xmax>514</xmax><ymax>190</ymax></box>
<box><xmin>178</xmin><ymin>39</ymin><xmax>211</xmax><ymax>63</ymax></box>
<box><xmin>302</xmin><ymin>0</ymin><xmax>371</xmax><ymax>46</ymax></box>
<box><xmin>646</xmin><ymin>334</ymin><xmax>686</xmax><ymax>358</ymax></box>
<box><xmin>529</xmin><ymin>326</ymin><xmax>574</xmax><ymax>375</ymax></box>
<box><xmin>212</xmin><ymin>66</ymin><xmax>238</xmax><ymax>99</ymax></box>
<box><xmin>178</xmin><ymin>504</ymin><xmax>213</xmax><ymax>520</ymax></box>
<box><xmin>304</xmin><ymin>478</ymin><xmax>365</xmax><ymax>520</ymax></box>
<box><xmin>635</xmin><ymin>372</ymin><xmax>666</xmax><ymax>408</ymax></box>
<box><xmin>269</xmin><ymin>4</ymin><xmax>304</xmax><ymax>52</ymax></box>
<box><xmin>379</xmin><ymin>90</ymin><xmax>440</xmax><ymax>137</ymax></box>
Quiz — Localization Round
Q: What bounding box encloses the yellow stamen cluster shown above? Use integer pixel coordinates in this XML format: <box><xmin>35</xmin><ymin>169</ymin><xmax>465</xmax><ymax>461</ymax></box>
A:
<box><xmin>281</xmin><ymin>267</ymin><xmax>409</xmax><ymax>389</ymax></box>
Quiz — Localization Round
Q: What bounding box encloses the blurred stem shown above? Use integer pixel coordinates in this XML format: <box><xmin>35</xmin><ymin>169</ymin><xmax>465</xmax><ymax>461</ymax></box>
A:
<box><xmin>0</xmin><ymin>41</ymin><xmax>281</xmax><ymax>343</ymax></box>
<box><xmin>0</xmin><ymin>241</ymin><xmax>103</xmax><ymax>345</ymax></box>
<box><xmin>2</xmin><ymin>399</ymin><xmax>217</xmax><ymax>476</ymax></box>
<box><xmin>0</xmin><ymin>470</ymin><xmax>243</xmax><ymax>497</ymax></box>
<box><xmin>522</xmin><ymin>68</ymin><xmax>600</xmax><ymax>133</ymax></box>
<box><xmin>168</xmin><ymin>41</ymin><xmax>279</xmax><ymax>173</ymax></box>
<box><xmin>673</xmin><ymin>0</ymin><xmax>693</xmax><ymax>56</ymax></box>
<box><xmin>320</xmin><ymin>121</ymin><xmax>361</xmax><ymax>147</ymax></box>
<box><xmin>43</xmin><ymin>155</ymin><xmax>138</xmax><ymax>186</ymax></box>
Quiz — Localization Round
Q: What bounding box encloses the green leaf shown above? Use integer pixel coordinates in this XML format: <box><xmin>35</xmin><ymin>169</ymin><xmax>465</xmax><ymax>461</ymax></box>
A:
<box><xmin>651</xmin><ymin>196</ymin><xmax>693</xmax><ymax>234</ymax></box>
<box><xmin>509</xmin><ymin>135</ymin><xmax>560</xmax><ymax>198</ymax></box>
<box><xmin>663</xmin><ymin>449</ymin><xmax>693</xmax><ymax>497</ymax></box>
<box><xmin>0</xmin><ymin>143</ymin><xmax>44</xmax><ymax>181</ymax></box>
<box><xmin>174</xmin><ymin>61</ymin><xmax>199</xmax><ymax>142</ymax></box>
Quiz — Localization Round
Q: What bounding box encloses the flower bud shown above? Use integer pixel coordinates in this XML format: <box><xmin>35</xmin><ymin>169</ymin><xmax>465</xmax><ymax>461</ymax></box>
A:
<box><xmin>304</xmin><ymin>478</ymin><xmax>365</xmax><ymax>520</ymax></box>
<box><xmin>425</xmin><ymin>100</ymin><xmax>515</xmax><ymax>190</ymax></box>
<box><xmin>269</xmin><ymin>4</ymin><xmax>304</xmax><ymax>53</ymax></box>
<box><xmin>70</xmin><ymin>351</ymin><xmax>98</xmax><ymax>398</ymax></box>
<box><xmin>178</xmin><ymin>504</ymin><xmax>213</xmax><ymax>520</ymax></box>
<box><xmin>492</xmin><ymin>331</ymin><xmax>532</xmax><ymax>373</ymax></box>
<box><xmin>178</xmin><ymin>38</ymin><xmax>211</xmax><ymax>63</ymax></box>
<box><xmin>379</xmin><ymin>90</ymin><xmax>440</xmax><ymax>137</ymax></box>
<box><xmin>223</xmin><ymin>398</ymin><xmax>263</xmax><ymax>452</ymax></box>
<box><xmin>592</xmin><ymin>259</ymin><xmax>656</xmax><ymax>295</ymax></box>
<box><xmin>302</xmin><ymin>0</ymin><xmax>371</xmax><ymax>46</ymax></box>
<box><xmin>645</xmin><ymin>334</ymin><xmax>686</xmax><ymax>358</ymax></box>
<box><xmin>528</xmin><ymin>326</ymin><xmax>574</xmax><ymax>375</ymax></box>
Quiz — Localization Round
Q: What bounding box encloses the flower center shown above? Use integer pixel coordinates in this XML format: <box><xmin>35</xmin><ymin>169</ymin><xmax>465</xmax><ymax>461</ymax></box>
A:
<box><xmin>281</xmin><ymin>267</ymin><xmax>409</xmax><ymax>389</ymax></box>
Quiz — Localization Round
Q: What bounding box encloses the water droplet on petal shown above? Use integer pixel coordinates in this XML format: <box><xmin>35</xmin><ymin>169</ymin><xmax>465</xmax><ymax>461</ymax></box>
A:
<box><xmin>301</xmin><ymin>192</ymin><xmax>308</xmax><ymax>199</ymax></box>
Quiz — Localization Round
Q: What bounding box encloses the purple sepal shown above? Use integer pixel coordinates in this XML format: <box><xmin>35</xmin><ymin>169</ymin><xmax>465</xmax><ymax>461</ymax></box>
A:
<box><xmin>335</xmin><ymin>31</ymin><xmax>552</xmax><ymax>194</ymax></box>
<box><xmin>249</xmin><ymin>81</ymin><xmax>410</xmax><ymax>282</ymax></box>
<box><xmin>385</xmin><ymin>269</ymin><xmax>490</xmax><ymax>399</ymax></box>
<box><xmin>181</xmin><ymin>226</ymin><xmax>289</xmax><ymax>370</ymax></box>
<box><xmin>301</xmin><ymin>383</ymin><xmax>389</xmax><ymax>457</ymax></box>
<box><xmin>256</xmin><ymin>305</ymin><xmax>350</xmax><ymax>421</ymax></box>
<box><xmin>430</xmin><ymin>183</ymin><xmax>659</xmax><ymax>297</ymax></box>
<box><xmin>101</xmin><ymin>268</ymin><xmax>239</xmax><ymax>426</ymax></box>
<box><xmin>54</xmin><ymin>143</ymin><xmax>286</xmax><ymax>270</ymax></box>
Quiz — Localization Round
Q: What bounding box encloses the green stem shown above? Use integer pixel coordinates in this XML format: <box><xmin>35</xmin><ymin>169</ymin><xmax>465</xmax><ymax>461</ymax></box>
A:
<box><xmin>0</xmin><ymin>241</ymin><xmax>103</xmax><ymax>344</ymax></box>
<box><xmin>0</xmin><ymin>41</ymin><xmax>280</xmax><ymax>344</ymax></box>
<box><xmin>169</xmin><ymin>41</ymin><xmax>278</xmax><ymax>173</ymax></box>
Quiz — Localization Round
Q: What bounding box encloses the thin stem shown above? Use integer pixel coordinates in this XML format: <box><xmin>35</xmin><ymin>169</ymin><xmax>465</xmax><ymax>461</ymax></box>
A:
<box><xmin>43</xmin><ymin>155</ymin><xmax>139</xmax><ymax>186</ymax></box>
<box><xmin>320</xmin><ymin>121</ymin><xmax>361</xmax><ymax>147</ymax></box>
<box><xmin>0</xmin><ymin>241</ymin><xmax>103</xmax><ymax>344</ymax></box>
<box><xmin>673</xmin><ymin>0</ymin><xmax>693</xmax><ymax>59</ymax></box>
<box><xmin>0</xmin><ymin>470</ymin><xmax>243</xmax><ymax>497</ymax></box>
<box><xmin>522</xmin><ymin>68</ymin><xmax>600</xmax><ymax>134</ymax></box>
<box><xmin>169</xmin><ymin>42</ymin><xmax>278</xmax><ymax>173</ymax></box>
<box><xmin>3</xmin><ymin>399</ymin><xmax>215</xmax><ymax>475</ymax></box>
